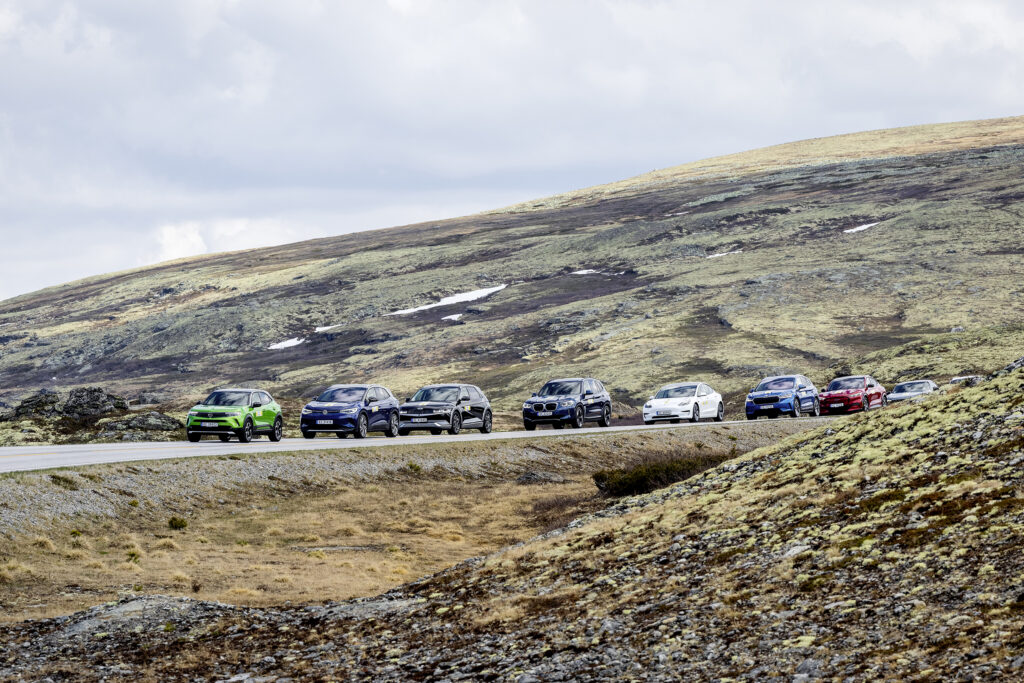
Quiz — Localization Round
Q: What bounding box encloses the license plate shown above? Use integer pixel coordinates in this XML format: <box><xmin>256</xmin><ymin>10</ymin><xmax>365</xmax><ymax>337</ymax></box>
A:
<box><xmin>830</xmin><ymin>403</ymin><xmax>843</xmax><ymax>408</ymax></box>
<box><xmin>536</xmin><ymin>411</ymin><xmax>552</xmax><ymax>416</ymax></box>
<box><xmin>200</xmin><ymin>421</ymin><xmax>218</xmax><ymax>428</ymax></box>
<box><xmin>412</xmin><ymin>418</ymin><xmax>427</xmax><ymax>423</ymax></box>
<box><xmin>759</xmin><ymin>405</ymin><xmax>772</xmax><ymax>410</ymax></box>
<box><xmin>316</xmin><ymin>419</ymin><xmax>333</xmax><ymax>425</ymax></box>
<box><xmin>657</xmin><ymin>410</ymin><xmax>672</xmax><ymax>416</ymax></box>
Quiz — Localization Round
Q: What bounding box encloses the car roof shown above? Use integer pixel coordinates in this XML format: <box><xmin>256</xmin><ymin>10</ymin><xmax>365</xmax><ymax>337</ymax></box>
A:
<box><xmin>419</xmin><ymin>384</ymin><xmax>464</xmax><ymax>389</ymax></box>
<box><xmin>830</xmin><ymin>375</ymin><xmax>866</xmax><ymax>381</ymax></box>
<box><xmin>213</xmin><ymin>388</ymin><xmax>256</xmax><ymax>393</ymax></box>
<box><xmin>546</xmin><ymin>377</ymin><xmax>587</xmax><ymax>382</ymax></box>
<box><xmin>325</xmin><ymin>384</ymin><xmax>370</xmax><ymax>390</ymax></box>
<box><xmin>659</xmin><ymin>382</ymin><xmax>700</xmax><ymax>389</ymax></box>
<box><xmin>760</xmin><ymin>375</ymin><xmax>798</xmax><ymax>381</ymax></box>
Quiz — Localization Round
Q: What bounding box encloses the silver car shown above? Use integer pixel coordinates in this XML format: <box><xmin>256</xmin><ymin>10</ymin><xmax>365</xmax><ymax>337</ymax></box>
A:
<box><xmin>887</xmin><ymin>380</ymin><xmax>938</xmax><ymax>402</ymax></box>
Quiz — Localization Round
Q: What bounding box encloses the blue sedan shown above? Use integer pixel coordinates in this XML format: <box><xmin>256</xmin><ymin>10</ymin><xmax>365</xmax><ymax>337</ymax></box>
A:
<box><xmin>745</xmin><ymin>375</ymin><xmax>820</xmax><ymax>419</ymax></box>
<box><xmin>522</xmin><ymin>377</ymin><xmax>612</xmax><ymax>430</ymax></box>
<box><xmin>300</xmin><ymin>384</ymin><xmax>400</xmax><ymax>438</ymax></box>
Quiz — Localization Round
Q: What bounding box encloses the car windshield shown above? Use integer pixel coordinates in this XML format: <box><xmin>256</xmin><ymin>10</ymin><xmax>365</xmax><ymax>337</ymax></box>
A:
<box><xmin>827</xmin><ymin>377</ymin><xmax>864</xmax><ymax>391</ymax></box>
<box><xmin>412</xmin><ymin>387</ymin><xmax>459</xmax><ymax>403</ymax></box>
<box><xmin>317</xmin><ymin>387</ymin><xmax>366</xmax><ymax>403</ymax></box>
<box><xmin>203</xmin><ymin>391</ymin><xmax>251</xmax><ymax>406</ymax></box>
<box><xmin>656</xmin><ymin>385</ymin><xmax>697</xmax><ymax>399</ymax></box>
<box><xmin>894</xmin><ymin>381</ymin><xmax>931</xmax><ymax>393</ymax></box>
<box><xmin>538</xmin><ymin>381</ymin><xmax>582</xmax><ymax>396</ymax></box>
<box><xmin>755</xmin><ymin>378</ymin><xmax>795</xmax><ymax>392</ymax></box>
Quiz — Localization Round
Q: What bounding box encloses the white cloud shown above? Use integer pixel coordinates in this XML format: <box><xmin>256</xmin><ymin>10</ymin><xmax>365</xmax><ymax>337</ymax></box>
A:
<box><xmin>2</xmin><ymin>1</ymin><xmax>1024</xmax><ymax>300</ymax></box>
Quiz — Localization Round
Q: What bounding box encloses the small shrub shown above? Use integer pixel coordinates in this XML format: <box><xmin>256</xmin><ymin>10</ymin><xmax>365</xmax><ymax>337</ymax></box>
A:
<box><xmin>126</xmin><ymin>550</ymin><xmax>142</xmax><ymax>564</ymax></box>
<box><xmin>593</xmin><ymin>453</ymin><xmax>729</xmax><ymax>497</ymax></box>
<box><xmin>69</xmin><ymin>529</ymin><xmax>82</xmax><ymax>537</ymax></box>
<box><xmin>191</xmin><ymin>579</ymin><xmax>202</xmax><ymax>593</ymax></box>
<box><xmin>30</xmin><ymin>536</ymin><xmax>56</xmax><ymax>552</ymax></box>
<box><xmin>168</xmin><ymin>516</ymin><xmax>188</xmax><ymax>530</ymax></box>
<box><xmin>48</xmin><ymin>473</ymin><xmax>79</xmax><ymax>491</ymax></box>
<box><xmin>406</xmin><ymin>461</ymin><xmax>422</xmax><ymax>474</ymax></box>
<box><xmin>128</xmin><ymin>499</ymin><xmax>140</xmax><ymax>507</ymax></box>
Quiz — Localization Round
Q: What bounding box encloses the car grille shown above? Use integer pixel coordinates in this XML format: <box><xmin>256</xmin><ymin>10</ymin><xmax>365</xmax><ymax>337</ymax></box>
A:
<box><xmin>405</xmin><ymin>407</ymin><xmax>442</xmax><ymax>415</ymax></box>
<box><xmin>753</xmin><ymin>397</ymin><xmax>779</xmax><ymax>405</ymax></box>
<box><xmin>196</xmin><ymin>411</ymin><xmax>232</xmax><ymax>418</ymax></box>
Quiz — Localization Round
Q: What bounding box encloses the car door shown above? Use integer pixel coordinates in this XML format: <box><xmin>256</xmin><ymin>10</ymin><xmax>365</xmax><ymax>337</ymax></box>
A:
<box><xmin>251</xmin><ymin>392</ymin><xmax>270</xmax><ymax>429</ymax></box>
<box><xmin>466</xmin><ymin>386</ymin><xmax>487</xmax><ymax>426</ymax></box>
<box><xmin>594</xmin><ymin>380</ymin><xmax>610</xmax><ymax>416</ymax></box>
<box><xmin>696</xmin><ymin>384</ymin><xmax>710</xmax><ymax>413</ymax></box>
<box><xmin>455</xmin><ymin>386</ymin><xmax>475</xmax><ymax>426</ymax></box>
<box><xmin>581</xmin><ymin>380</ymin><xmax>598</xmax><ymax>418</ymax></box>
<box><xmin>364</xmin><ymin>387</ymin><xmax>381</xmax><ymax>428</ymax></box>
<box><xmin>795</xmin><ymin>377</ymin><xmax>813</xmax><ymax>411</ymax></box>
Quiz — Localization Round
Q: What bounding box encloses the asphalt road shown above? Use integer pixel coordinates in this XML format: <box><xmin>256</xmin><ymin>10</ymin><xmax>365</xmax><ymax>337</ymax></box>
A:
<box><xmin>0</xmin><ymin>417</ymin><xmax>837</xmax><ymax>474</ymax></box>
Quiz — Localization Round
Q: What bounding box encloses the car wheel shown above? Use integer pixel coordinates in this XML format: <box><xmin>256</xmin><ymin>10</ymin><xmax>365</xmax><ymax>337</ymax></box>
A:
<box><xmin>398</xmin><ymin>429</ymin><xmax>410</xmax><ymax>436</ymax></box>
<box><xmin>269</xmin><ymin>417</ymin><xmax>283</xmax><ymax>442</ymax></box>
<box><xmin>523</xmin><ymin>421</ymin><xmax>536</xmax><ymax>431</ymax></box>
<box><xmin>479</xmin><ymin>410</ymin><xmax>493</xmax><ymax>434</ymax></box>
<box><xmin>690</xmin><ymin>406</ymin><xmax>700</xmax><ymax>423</ymax></box>
<box><xmin>430</xmin><ymin>428</ymin><xmax>443</xmax><ymax>436</ymax></box>
<box><xmin>385</xmin><ymin>412</ymin><xmax>399</xmax><ymax>438</ymax></box>
<box><xmin>598</xmin><ymin>404</ymin><xmax>611</xmax><ymax>427</ymax></box>
<box><xmin>862</xmin><ymin>398</ymin><xmax>870</xmax><ymax>412</ymax></box>
<box><xmin>448</xmin><ymin>412</ymin><xmax>462</xmax><ymax>435</ymax></box>
<box><xmin>237</xmin><ymin>418</ymin><xmax>254</xmax><ymax>443</ymax></box>
<box><xmin>187</xmin><ymin>431</ymin><xmax>201</xmax><ymax>443</ymax></box>
<box><xmin>881</xmin><ymin>394</ymin><xmax>888</xmax><ymax>408</ymax></box>
<box><xmin>301</xmin><ymin>430</ymin><xmax>316</xmax><ymax>439</ymax></box>
<box><xmin>569</xmin><ymin>406</ymin><xmax>584</xmax><ymax>429</ymax></box>
<box><xmin>218</xmin><ymin>434</ymin><xmax>231</xmax><ymax>442</ymax></box>
<box><xmin>715</xmin><ymin>402</ymin><xmax>725</xmax><ymax>422</ymax></box>
<box><xmin>792</xmin><ymin>400</ymin><xmax>802</xmax><ymax>419</ymax></box>
<box><xmin>811</xmin><ymin>399</ymin><xmax>821</xmax><ymax>417</ymax></box>
<box><xmin>354</xmin><ymin>413</ymin><xmax>368</xmax><ymax>439</ymax></box>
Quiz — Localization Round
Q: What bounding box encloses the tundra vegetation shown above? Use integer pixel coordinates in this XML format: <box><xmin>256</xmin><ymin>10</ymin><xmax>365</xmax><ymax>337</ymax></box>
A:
<box><xmin>2</xmin><ymin>116</ymin><xmax>1024</xmax><ymax>438</ymax></box>
<box><xmin>2</xmin><ymin>358</ymin><xmax>1022</xmax><ymax>679</ymax></box>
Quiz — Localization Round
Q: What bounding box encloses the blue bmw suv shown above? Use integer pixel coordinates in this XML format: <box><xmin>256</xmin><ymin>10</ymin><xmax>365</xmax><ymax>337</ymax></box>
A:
<box><xmin>522</xmin><ymin>377</ymin><xmax>612</xmax><ymax>430</ymax></box>
<box><xmin>745</xmin><ymin>374</ymin><xmax>820</xmax><ymax>419</ymax></box>
<box><xmin>300</xmin><ymin>384</ymin><xmax>400</xmax><ymax>438</ymax></box>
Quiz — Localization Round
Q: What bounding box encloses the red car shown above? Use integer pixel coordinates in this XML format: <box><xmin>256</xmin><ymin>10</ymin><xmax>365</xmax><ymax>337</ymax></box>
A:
<box><xmin>819</xmin><ymin>375</ymin><xmax>887</xmax><ymax>414</ymax></box>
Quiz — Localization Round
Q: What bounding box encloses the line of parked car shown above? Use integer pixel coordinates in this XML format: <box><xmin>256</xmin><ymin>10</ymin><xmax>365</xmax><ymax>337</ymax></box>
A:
<box><xmin>183</xmin><ymin>372</ymin><xmax>943</xmax><ymax>443</ymax></box>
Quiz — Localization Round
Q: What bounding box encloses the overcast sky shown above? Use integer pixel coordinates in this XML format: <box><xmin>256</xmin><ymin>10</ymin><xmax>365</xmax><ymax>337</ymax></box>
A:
<box><xmin>1</xmin><ymin>0</ymin><xmax>1023</xmax><ymax>301</ymax></box>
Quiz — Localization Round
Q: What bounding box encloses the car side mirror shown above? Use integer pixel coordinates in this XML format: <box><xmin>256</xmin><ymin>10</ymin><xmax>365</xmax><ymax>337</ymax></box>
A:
<box><xmin>252</xmin><ymin>402</ymin><xmax>262</xmax><ymax>408</ymax></box>
<box><xmin>405</xmin><ymin>397</ymin><xmax>412</xmax><ymax>403</ymax></box>
<box><xmin>531</xmin><ymin>392</ymin><xmax>537</xmax><ymax>397</ymax></box>
<box><xmin>648</xmin><ymin>396</ymin><xmax>654</xmax><ymax>401</ymax></box>
<box><xmin>584</xmin><ymin>390</ymin><xmax>594</xmax><ymax>396</ymax></box>
<box><xmin>366</xmin><ymin>396</ymin><xmax>377</xmax><ymax>404</ymax></box>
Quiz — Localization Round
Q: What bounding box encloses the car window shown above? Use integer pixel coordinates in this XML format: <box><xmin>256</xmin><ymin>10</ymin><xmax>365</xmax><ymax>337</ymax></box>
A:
<box><xmin>538</xmin><ymin>381</ymin><xmax>582</xmax><ymax>396</ymax></box>
<box><xmin>203</xmin><ymin>390</ymin><xmax>252</xmax><ymax>406</ymax></box>
<box><xmin>317</xmin><ymin>386</ymin><xmax>365</xmax><ymax>403</ymax></box>
<box><xmin>656</xmin><ymin>385</ymin><xmax>696</xmax><ymax>399</ymax></box>
<box><xmin>459</xmin><ymin>387</ymin><xmax>471</xmax><ymax>401</ymax></box>
<box><xmin>594</xmin><ymin>380</ymin><xmax>605</xmax><ymax>394</ymax></box>
<box><xmin>467</xmin><ymin>386</ymin><xmax>481</xmax><ymax>400</ymax></box>
<box><xmin>258</xmin><ymin>392</ymin><xmax>271</xmax><ymax>404</ymax></box>
<box><xmin>827</xmin><ymin>377</ymin><xmax>865</xmax><ymax>391</ymax></box>
<box><xmin>412</xmin><ymin>386</ymin><xmax>459</xmax><ymax>402</ymax></box>
<box><xmin>755</xmin><ymin>378</ymin><xmax>795</xmax><ymax>391</ymax></box>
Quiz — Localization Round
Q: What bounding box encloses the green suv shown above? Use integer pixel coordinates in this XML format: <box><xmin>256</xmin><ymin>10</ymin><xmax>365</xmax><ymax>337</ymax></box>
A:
<box><xmin>186</xmin><ymin>388</ymin><xmax>284</xmax><ymax>443</ymax></box>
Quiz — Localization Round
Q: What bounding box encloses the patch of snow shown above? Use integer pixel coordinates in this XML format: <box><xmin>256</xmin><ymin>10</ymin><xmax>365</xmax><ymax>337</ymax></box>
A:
<box><xmin>441</xmin><ymin>314</ymin><xmax>463</xmax><ymax>321</ymax></box>
<box><xmin>267</xmin><ymin>337</ymin><xmax>305</xmax><ymax>350</ymax></box>
<box><xmin>664</xmin><ymin>211</ymin><xmax>689</xmax><ymax>217</ymax></box>
<box><xmin>387</xmin><ymin>284</ymin><xmax>507</xmax><ymax>316</ymax></box>
<box><xmin>315</xmin><ymin>324</ymin><xmax>342</xmax><ymax>333</ymax></box>
<box><xmin>706</xmin><ymin>250</ymin><xmax>742</xmax><ymax>259</ymax></box>
<box><xmin>570</xmin><ymin>269</ymin><xmax>598</xmax><ymax>275</ymax></box>
<box><xmin>843</xmin><ymin>222</ymin><xmax>879</xmax><ymax>234</ymax></box>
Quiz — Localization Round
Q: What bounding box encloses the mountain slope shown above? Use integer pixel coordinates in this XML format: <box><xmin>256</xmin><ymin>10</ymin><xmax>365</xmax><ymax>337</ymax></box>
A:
<box><xmin>2</xmin><ymin>116</ymin><xmax>1023</xmax><ymax>417</ymax></box>
<box><xmin>4</xmin><ymin>358</ymin><xmax>1023</xmax><ymax>680</ymax></box>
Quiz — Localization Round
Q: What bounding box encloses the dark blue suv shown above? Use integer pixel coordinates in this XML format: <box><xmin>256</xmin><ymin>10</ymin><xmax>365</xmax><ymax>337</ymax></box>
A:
<box><xmin>745</xmin><ymin>375</ymin><xmax>820</xmax><ymax>419</ymax></box>
<box><xmin>522</xmin><ymin>377</ymin><xmax>612</xmax><ymax>430</ymax></box>
<box><xmin>300</xmin><ymin>384</ymin><xmax>400</xmax><ymax>438</ymax></box>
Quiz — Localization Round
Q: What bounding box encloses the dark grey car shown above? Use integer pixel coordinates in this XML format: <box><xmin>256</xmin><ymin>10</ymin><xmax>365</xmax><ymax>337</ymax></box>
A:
<box><xmin>399</xmin><ymin>384</ymin><xmax>492</xmax><ymax>435</ymax></box>
<box><xmin>887</xmin><ymin>379</ymin><xmax>939</xmax><ymax>402</ymax></box>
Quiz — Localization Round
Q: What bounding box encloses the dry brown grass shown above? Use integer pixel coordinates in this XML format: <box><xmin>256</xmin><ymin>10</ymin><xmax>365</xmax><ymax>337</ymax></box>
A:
<box><xmin>0</xmin><ymin>476</ymin><xmax>596</xmax><ymax>621</ymax></box>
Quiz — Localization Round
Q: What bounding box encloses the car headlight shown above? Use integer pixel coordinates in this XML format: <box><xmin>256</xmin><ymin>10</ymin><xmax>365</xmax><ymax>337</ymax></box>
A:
<box><xmin>644</xmin><ymin>403</ymin><xmax>652</xmax><ymax>409</ymax></box>
<box><xmin>223</xmin><ymin>409</ymin><xmax>242</xmax><ymax>415</ymax></box>
<box><xmin>187</xmin><ymin>410</ymin><xmax>197</xmax><ymax>416</ymax></box>
<box><xmin>301</xmin><ymin>408</ymin><xmax>312</xmax><ymax>414</ymax></box>
<box><xmin>339</xmin><ymin>407</ymin><xmax>359</xmax><ymax>414</ymax></box>
<box><xmin>523</xmin><ymin>402</ymin><xmax>532</xmax><ymax>409</ymax></box>
<box><xmin>558</xmin><ymin>400</ymin><xmax>575</xmax><ymax>408</ymax></box>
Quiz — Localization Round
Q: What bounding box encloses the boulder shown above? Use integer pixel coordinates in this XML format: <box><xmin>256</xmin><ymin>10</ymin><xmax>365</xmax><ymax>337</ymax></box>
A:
<box><xmin>14</xmin><ymin>391</ymin><xmax>61</xmax><ymax>418</ymax></box>
<box><xmin>62</xmin><ymin>387</ymin><xmax>129</xmax><ymax>419</ymax></box>
<box><xmin>100</xmin><ymin>411</ymin><xmax>184</xmax><ymax>432</ymax></box>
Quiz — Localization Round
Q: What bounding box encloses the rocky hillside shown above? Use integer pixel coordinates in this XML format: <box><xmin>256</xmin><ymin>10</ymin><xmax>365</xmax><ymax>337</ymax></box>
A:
<box><xmin>3</xmin><ymin>357</ymin><xmax>1023</xmax><ymax>680</ymax></box>
<box><xmin>1</xmin><ymin>116</ymin><xmax>1023</xmax><ymax>419</ymax></box>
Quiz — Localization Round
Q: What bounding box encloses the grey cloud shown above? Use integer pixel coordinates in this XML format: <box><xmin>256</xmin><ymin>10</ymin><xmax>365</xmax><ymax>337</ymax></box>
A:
<box><xmin>1</xmin><ymin>0</ymin><xmax>1023</xmax><ymax>300</ymax></box>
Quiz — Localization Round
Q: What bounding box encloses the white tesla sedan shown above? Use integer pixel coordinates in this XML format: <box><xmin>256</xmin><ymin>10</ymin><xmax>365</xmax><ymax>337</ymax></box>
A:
<box><xmin>643</xmin><ymin>382</ymin><xmax>724</xmax><ymax>424</ymax></box>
